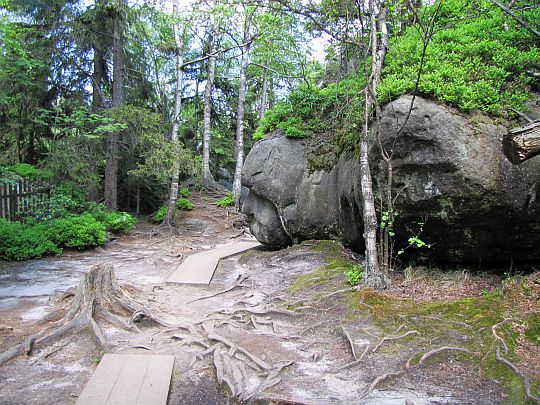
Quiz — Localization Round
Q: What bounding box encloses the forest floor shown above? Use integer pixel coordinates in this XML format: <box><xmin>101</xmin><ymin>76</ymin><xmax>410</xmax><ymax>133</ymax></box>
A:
<box><xmin>0</xmin><ymin>190</ymin><xmax>539</xmax><ymax>404</ymax></box>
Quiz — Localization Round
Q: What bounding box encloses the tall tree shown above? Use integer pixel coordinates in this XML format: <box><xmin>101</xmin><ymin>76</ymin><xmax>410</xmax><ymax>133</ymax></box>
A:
<box><xmin>360</xmin><ymin>0</ymin><xmax>390</xmax><ymax>288</ymax></box>
<box><xmin>164</xmin><ymin>3</ymin><xmax>185</xmax><ymax>226</ymax></box>
<box><xmin>232</xmin><ymin>10</ymin><xmax>254</xmax><ymax>208</ymax></box>
<box><xmin>104</xmin><ymin>0</ymin><xmax>126</xmax><ymax>210</ymax></box>
<box><xmin>201</xmin><ymin>24</ymin><xmax>218</xmax><ymax>181</ymax></box>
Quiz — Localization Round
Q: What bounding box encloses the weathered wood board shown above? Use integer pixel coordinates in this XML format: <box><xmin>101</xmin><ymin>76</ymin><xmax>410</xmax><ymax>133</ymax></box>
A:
<box><xmin>166</xmin><ymin>240</ymin><xmax>260</xmax><ymax>285</ymax></box>
<box><xmin>75</xmin><ymin>354</ymin><xmax>175</xmax><ymax>405</ymax></box>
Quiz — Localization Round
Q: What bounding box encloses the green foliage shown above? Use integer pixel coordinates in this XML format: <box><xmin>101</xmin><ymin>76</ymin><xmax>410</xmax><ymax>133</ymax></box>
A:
<box><xmin>47</xmin><ymin>214</ymin><xmax>106</xmax><ymax>250</ymax></box>
<box><xmin>397</xmin><ymin>222</ymin><xmax>432</xmax><ymax>256</ymax></box>
<box><xmin>379</xmin><ymin>0</ymin><xmax>538</xmax><ymax>114</ymax></box>
<box><xmin>0</xmin><ymin>220</ymin><xmax>61</xmax><ymax>261</ymax></box>
<box><xmin>179</xmin><ymin>187</ymin><xmax>191</xmax><ymax>198</ymax></box>
<box><xmin>216</xmin><ymin>192</ymin><xmax>235</xmax><ymax>208</ymax></box>
<box><xmin>346</xmin><ymin>265</ymin><xmax>363</xmax><ymax>286</ymax></box>
<box><xmin>89</xmin><ymin>204</ymin><xmax>138</xmax><ymax>234</ymax></box>
<box><xmin>151</xmin><ymin>206</ymin><xmax>167</xmax><ymax>223</ymax></box>
<box><xmin>176</xmin><ymin>197</ymin><xmax>193</xmax><ymax>211</ymax></box>
<box><xmin>254</xmin><ymin>80</ymin><xmax>363</xmax><ymax>141</ymax></box>
<box><xmin>9</xmin><ymin>163</ymin><xmax>51</xmax><ymax>181</ymax></box>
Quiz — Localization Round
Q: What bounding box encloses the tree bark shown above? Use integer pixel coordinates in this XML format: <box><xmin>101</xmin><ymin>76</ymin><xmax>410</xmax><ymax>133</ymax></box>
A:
<box><xmin>104</xmin><ymin>0</ymin><xmax>125</xmax><ymax>211</ymax></box>
<box><xmin>232</xmin><ymin>31</ymin><xmax>251</xmax><ymax>209</ymax></box>
<box><xmin>202</xmin><ymin>28</ymin><xmax>217</xmax><ymax>182</ymax></box>
<box><xmin>360</xmin><ymin>0</ymin><xmax>390</xmax><ymax>289</ymax></box>
<box><xmin>259</xmin><ymin>57</ymin><xmax>271</xmax><ymax>122</ymax></box>
<box><xmin>502</xmin><ymin>122</ymin><xmax>540</xmax><ymax>164</ymax></box>
<box><xmin>92</xmin><ymin>46</ymin><xmax>104</xmax><ymax>111</ymax></box>
<box><xmin>164</xmin><ymin>7</ymin><xmax>184</xmax><ymax>226</ymax></box>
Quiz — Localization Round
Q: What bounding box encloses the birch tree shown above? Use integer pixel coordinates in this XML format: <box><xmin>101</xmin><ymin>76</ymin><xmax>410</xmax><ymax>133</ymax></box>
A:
<box><xmin>360</xmin><ymin>0</ymin><xmax>390</xmax><ymax>288</ymax></box>
<box><xmin>163</xmin><ymin>2</ymin><xmax>186</xmax><ymax>226</ymax></box>
<box><xmin>201</xmin><ymin>24</ymin><xmax>218</xmax><ymax>181</ymax></box>
<box><xmin>232</xmin><ymin>9</ymin><xmax>254</xmax><ymax>208</ymax></box>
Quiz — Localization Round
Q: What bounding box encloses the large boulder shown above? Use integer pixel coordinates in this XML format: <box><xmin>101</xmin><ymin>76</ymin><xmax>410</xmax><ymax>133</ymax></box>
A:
<box><xmin>242</xmin><ymin>133</ymin><xmax>364</xmax><ymax>249</ymax></box>
<box><xmin>242</xmin><ymin>96</ymin><xmax>540</xmax><ymax>263</ymax></box>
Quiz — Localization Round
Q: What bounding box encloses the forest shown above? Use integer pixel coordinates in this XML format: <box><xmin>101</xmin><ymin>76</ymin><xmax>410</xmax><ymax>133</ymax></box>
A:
<box><xmin>0</xmin><ymin>0</ymin><xmax>539</xmax><ymax>403</ymax></box>
<box><xmin>0</xmin><ymin>0</ymin><xmax>539</xmax><ymax>261</ymax></box>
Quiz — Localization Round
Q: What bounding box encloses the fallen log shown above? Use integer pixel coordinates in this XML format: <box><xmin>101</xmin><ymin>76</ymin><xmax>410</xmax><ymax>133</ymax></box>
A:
<box><xmin>502</xmin><ymin>121</ymin><xmax>540</xmax><ymax>164</ymax></box>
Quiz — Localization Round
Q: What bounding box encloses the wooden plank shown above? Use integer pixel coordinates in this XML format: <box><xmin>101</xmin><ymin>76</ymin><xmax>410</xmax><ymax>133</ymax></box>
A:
<box><xmin>106</xmin><ymin>355</ymin><xmax>150</xmax><ymax>405</ymax></box>
<box><xmin>135</xmin><ymin>355</ymin><xmax>175</xmax><ymax>405</ymax></box>
<box><xmin>167</xmin><ymin>240</ymin><xmax>260</xmax><ymax>285</ymax></box>
<box><xmin>76</xmin><ymin>354</ymin><xmax>128</xmax><ymax>404</ymax></box>
<box><xmin>76</xmin><ymin>354</ymin><xmax>175</xmax><ymax>405</ymax></box>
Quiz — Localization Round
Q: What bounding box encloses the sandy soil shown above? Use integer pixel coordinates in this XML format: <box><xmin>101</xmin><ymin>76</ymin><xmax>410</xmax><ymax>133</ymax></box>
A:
<box><xmin>0</xmin><ymin>190</ymin><xmax>538</xmax><ymax>404</ymax></box>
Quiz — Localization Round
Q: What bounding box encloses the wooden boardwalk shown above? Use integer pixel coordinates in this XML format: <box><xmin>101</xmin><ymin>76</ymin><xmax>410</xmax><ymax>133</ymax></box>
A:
<box><xmin>166</xmin><ymin>239</ymin><xmax>260</xmax><ymax>285</ymax></box>
<box><xmin>75</xmin><ymin>354</ymin><xmax>175</xmax><ymax>405</ymax></box>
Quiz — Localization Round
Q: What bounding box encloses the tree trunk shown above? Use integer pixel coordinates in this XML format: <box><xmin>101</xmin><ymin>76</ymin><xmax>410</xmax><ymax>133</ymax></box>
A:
<box><xmin>104</xmin><ymin>1</ymin><xmax>125</xmax><ymax>211</ymax></box>
<box><xmin>0</xmin><ymin>264</ymin><xmax>175</xmax><ymax>366</ymax></box>
<box><xmin>360</xmin><ymin>0</ymin><xmax>390</xmax><ymax>289</ymax></box>
<box><xmin>259</xmin><ymin>57</ymin><xmax>271</xmax><ymax>122</ymax></box>
<box><xmin>202</xmin><ymin>29</ymin><xmax>217</xmax><ymax>182</ymax></box>
<box><xmin>502</xmin><ymin>122</ymin><xmax>540</xmax><ymax>164</ymax></box>
<box><xmin>232</xmin><ymin>33</ymin><xmax>251</xmax><ymax>209</ymax></box>
<box><xmin>164</xmin><ymin>9</ymin><xmax>184</xmax><ymax>226</ymax></box>
<box><xmin>92</xmin><ymin>46</ymin><xmax>104</xmax><ymax>111</ymax></box>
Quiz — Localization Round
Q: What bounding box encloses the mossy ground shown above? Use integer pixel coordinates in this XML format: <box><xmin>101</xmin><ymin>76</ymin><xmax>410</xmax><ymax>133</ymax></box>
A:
<box><xmin>288</xmin><ymin>241</ymin><xmax>540</xmax><ymax>404</ymax></box>
<box><xmin>288</xmin><ymin>240</ymin><xmax>355</xmax><ymax>294</ymax></box>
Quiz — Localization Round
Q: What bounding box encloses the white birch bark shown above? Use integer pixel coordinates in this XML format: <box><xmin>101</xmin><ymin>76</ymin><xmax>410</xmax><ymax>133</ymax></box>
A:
<box><xmin>360</xmin><ymin>0</ymin><xmax>390</xmax><ymax>289</ymax></box>
<box><xmin>164</xmin><ymin>6</ymin><xmax>184</xmax><ymax>226</ymax></box>
<box><xmin>201</xmin><ymin>28</ymin><xmax>217</xmax><ymax>181</ymax></box>
<box><xmin>232</xmin><ymin>32</ymin><xmax>251</xmax><ymax>208</ymax></box>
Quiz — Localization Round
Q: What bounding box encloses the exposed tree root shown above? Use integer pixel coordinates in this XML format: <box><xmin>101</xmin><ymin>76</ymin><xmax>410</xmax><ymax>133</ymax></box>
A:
<box><xmin>363</xmin><ymin>371</ymin><xmax>405</xmax><ymax>397</ymax></box>
<box><xmin>371</xmin><ymin>330</ymin><xmax>419</xmax><ymax>354</ymax></box>
<box><xmin>186</xmin><ymin>274</ymin><xmax>249</xmax><ymax>304</ymax></box>
<box><xmin>495</xmin><ymin>347</ymin><xmax>539</xmax><ymax>402</ymax></box>
<box><xmin>0</xmin><ymin>264</ymin><xmax>177</xmax><ymax>366</ymax></box>
<box><xmin>418</xmin><ymin>346</ymin><xmax>472</xmax><ymax>365</ymax></box>
<box><xmin>341</xmin><ymin>326</ymin><xmax>360</xmax><ymax>360</ymax></box>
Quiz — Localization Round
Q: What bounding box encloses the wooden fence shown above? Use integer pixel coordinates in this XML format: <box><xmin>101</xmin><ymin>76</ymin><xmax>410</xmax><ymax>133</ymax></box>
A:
<box><xmin>0</xmin><ymin>179</ymin><xmax>49</xmax><ymax>221</ymax></box>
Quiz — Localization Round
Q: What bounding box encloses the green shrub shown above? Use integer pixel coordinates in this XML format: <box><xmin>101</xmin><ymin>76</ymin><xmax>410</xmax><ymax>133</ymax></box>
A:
<box><xmin>346</xmin><ymin>265</ymin><xmax>364</xmax><ymax>286</ymax></box>
<box><xmin>176</xmin><ymin>197</ymin><xmax>193</xmax><ymax>210</ymax></box>
<box><xmin>152</xmin><ymin>206</ymin><xmax>167</xmax><ymax>223</ymax></box>
<box><xmin>179</xmin><ymin>187</ymin><xmax>191</xmax><ymax>198</ymax></box>
<box><xmin>9</xmin><ymin>163</ymin><xmax>52</xmax><ymax>181</ymax></box>
<box><xmin>378</xmin><ymin>0</ymin><xmax>538</xmax><ymax>114</ymax></box>
<box><xmin>216</xmin><ymin>192</ymin><xmax>235</xmax><ymax>208</ymax></box>
<box><xmin>48</xmin><ymin>214</ymin><xmax>106</xmax><ymax>249</ymax></box>
<box><xmin>0</xmin><ymin>220</ymin><xmax>61</xmax><ymax>261</ymax></box>
<box><xmin>89</xmin><ymin>204</ymin><xmax>138</xmax><ymax>234</ymax></box>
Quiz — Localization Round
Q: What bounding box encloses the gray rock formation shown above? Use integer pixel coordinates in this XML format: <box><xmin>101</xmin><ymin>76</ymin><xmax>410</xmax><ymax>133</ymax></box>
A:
<box><xmin>242</xmin><ymin>96</ymin><xmax>540</xmax><ymax>263</ymax></box>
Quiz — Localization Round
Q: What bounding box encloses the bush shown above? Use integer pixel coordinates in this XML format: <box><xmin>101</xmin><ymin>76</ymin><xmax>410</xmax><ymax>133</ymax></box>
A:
<box><xmin>0</xmin><ymin>220</ymin><xmax>61</xmax><ymax>261</ymax></box>
<box><xmin>176</xmin><ymin>198</ymin><xmax>193</xmax><ymax>211</ymax></box>
<box><xmin>179</xmin><ymin>187</ymin><xmax>191</xmax><ymax>198</ymax></box>
<box><xmin>48</xmin><ymin>214</ymin><xmax>106</xmax><ymax>249</ymax></box>
<box><xmin>89</xmin><ymin>204</ymin><xmax>138</xmax><ymax>234</ymax></box>
<box><xmin>378</xmin><ymin>0</ymin><xmax>538</xmax><ymax>114</ymax></box>
<box><xmin>216</xmin><ymin>192</ymin><xmax>235</xmax><ymax>208</ymax></box>
<box><xmin>152</xmin><ymin>206</ymin><xmax>167</xmax><ymax>223</ymax></box>
<box><xmin>346</xmin><ymin>265</ymin><xmax>364</xmax><ymax>286</ymax></box>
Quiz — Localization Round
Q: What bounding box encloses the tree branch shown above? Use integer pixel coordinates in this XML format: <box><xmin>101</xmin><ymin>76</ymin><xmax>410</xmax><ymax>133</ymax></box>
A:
<box><xmin>491</xmin><ymin>0</ymin><xmax>540</xmax><ymax>37</ymax></box>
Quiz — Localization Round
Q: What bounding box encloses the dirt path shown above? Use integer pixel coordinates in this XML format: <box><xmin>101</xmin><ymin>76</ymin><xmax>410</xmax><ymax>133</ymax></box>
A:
<box><xmin>0</xmin><ymin>190</ymin><xmax>538</xmax><ymax>404</ymax></box>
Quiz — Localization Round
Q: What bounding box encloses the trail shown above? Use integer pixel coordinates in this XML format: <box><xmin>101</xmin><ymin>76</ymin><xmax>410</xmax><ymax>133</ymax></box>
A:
<box><xmin>0</xmin><ymin>190</ymin><xmax>532</xmax><ymax>404</ymax></box>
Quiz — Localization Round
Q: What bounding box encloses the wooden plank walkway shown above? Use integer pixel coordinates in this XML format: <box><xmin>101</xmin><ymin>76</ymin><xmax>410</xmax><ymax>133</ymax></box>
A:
<box><xmin>75</xmin><ymin>354</ymin><xmax>175</xmax><ymax>405</ymax></box>
<box><xmin>166</xmin><ymin>239</ymin><xmax>260</xmax><ymax>285</ymax></box>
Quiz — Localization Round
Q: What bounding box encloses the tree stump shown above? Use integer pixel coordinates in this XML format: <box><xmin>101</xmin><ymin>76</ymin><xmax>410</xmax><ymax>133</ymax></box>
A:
<box><xmin>0</xmin><ymin>264</ymin><xmax>170</xmax><ymax>366</ymax></box>
<box><xmin>502</xmin><ymin>121</ymin><xmax>540</xmax><ymax>164</ymax></box>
